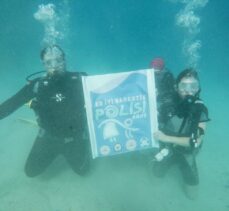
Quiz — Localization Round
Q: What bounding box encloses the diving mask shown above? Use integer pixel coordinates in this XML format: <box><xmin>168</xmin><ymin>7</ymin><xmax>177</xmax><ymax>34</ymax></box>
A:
<box><xmin>178</xmin><ymin>81</ymin><xmax>199</xmax><ymax>95</ymax></box>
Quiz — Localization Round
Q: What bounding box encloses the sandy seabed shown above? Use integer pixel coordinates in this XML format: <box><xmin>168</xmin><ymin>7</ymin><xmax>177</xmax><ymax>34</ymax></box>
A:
<box><xmin>0</xmin><ymin>105</ymin><xmax>228</xmax><ymax>211</ymax></box>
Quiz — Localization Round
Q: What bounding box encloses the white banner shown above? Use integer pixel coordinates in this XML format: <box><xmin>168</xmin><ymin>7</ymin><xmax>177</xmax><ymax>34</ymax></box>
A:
<box><xmin>82</xmin><ymin>69</ymin><xmax>158</xmax><ymax>159</ymax></box>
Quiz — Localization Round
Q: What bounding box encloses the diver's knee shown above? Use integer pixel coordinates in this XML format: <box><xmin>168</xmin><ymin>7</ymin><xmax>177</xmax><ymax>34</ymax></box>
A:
<box><xmin>24</xmin><ymin>169</ymin><xmax>38</xmax><ymax>178</ymax></box>
<box><xmin>24</xmin><ymin>164</ymin><xmax>42</xmax><ymax>178</ymax></box>
<box><xmin>72</xmin><ymin>158</ymin><xmax>90</xmax><ymax>176</ymax></box>
<box><xmin>183</xmin><ymin>184</ymin><xmax>199</xmax><ymax>200</ymax></box>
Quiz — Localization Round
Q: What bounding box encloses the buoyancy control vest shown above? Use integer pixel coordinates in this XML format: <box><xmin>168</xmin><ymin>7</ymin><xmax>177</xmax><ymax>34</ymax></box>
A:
<box><xmin>30</xmin><ymin>71</ymin><xmax>87</xmax><ymax>136</ymax></box>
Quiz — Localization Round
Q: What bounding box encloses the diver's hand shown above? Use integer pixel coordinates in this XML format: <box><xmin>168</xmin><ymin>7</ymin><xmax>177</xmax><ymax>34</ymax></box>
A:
<box><xmin>153</xmin><ymin>131</ymin><xmax>171</xmax><ymax>143</ymax></box>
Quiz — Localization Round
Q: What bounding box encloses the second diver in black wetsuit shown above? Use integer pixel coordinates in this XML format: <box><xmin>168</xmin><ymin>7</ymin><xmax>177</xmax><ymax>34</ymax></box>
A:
<box><xmin>152</xmin><ymin>68</ymin><xmax>210</xmax><ymax>199</ymax></box>
<box><xmin>0</xmin><ymin>45</ymin><xmax>90</xmax><ymax>177</ymax></box>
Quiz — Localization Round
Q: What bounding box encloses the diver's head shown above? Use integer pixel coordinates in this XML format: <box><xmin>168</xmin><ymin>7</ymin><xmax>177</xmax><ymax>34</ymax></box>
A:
<box><xmin>150</xmin><ymin>57</ymin><xmax>165</xmax><ymax>73</ymax></box>
<box><xmin>41</xmin><ymin>45</ymin><xmax>66</xmax><ymax>76</ymax></box>
<box><xmin>176</xmin><ymin>68</ymin><xmax>200</xmax><ymax>100</ymax></box>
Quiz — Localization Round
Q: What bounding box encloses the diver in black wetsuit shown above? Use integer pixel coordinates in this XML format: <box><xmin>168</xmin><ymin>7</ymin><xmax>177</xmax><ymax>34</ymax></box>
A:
<box><xmin>152</xmin><ymin>68</ymin><xmax>210</xmax><ymax>199</ymax></box>
<box><xmin>0</xmin><ymin>45</ymin><xmax>90</xmax><ymax>177</ymax></box>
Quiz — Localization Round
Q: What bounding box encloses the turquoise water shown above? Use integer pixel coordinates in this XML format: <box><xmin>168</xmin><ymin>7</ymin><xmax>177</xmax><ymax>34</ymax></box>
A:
<box><xmin>0</xmin><ymin>0</ymin><xmax>228</xmax><ymax>210</ymax></box>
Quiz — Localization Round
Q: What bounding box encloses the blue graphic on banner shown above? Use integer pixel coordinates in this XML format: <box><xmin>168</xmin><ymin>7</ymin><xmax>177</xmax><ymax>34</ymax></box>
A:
<box><xmin>82</xmin><ymin>69</ymin><xmax>158</xmax><ymax>158</ymax></box>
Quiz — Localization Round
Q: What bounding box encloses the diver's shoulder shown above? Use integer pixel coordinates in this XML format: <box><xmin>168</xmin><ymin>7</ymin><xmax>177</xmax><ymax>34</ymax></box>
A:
<box><xmin>25</xmin><ymin>77</ymin><xmax>41</xmax><ymax>87</ymax></box>
<box><xmin>194</xmin><ymin>98</ymin><xmax>209</xmax><ymax>114</ymax></box>
<box><xmin>194</xmin><ymin>98</ymin><xmax>207</xmax><ymax>107</ymax></box>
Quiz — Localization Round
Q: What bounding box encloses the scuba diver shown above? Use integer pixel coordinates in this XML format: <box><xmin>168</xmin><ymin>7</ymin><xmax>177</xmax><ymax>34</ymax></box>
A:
<box><xmin>0</xmin><ymin>45</ymin><xmax>90</xmax><ymax>177</ymax></box>
<box><xmin>152</xmin><ymin>68</ymin><xmax>210</xmax><ymax>199</ymax></box>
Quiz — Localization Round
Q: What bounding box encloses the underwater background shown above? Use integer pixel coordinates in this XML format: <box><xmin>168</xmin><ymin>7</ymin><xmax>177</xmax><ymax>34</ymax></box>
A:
<box><xmin>0</xmin><ymin>0</ymin><xmax>228</xmax><ymax>210</ymax></box>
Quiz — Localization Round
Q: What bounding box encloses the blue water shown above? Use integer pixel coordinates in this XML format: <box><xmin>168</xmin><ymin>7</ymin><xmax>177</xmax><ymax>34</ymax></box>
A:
<box><xmin>0</xmin><ymin>0</ymin><xmax>228</xmax><ymax>210</ymax></box>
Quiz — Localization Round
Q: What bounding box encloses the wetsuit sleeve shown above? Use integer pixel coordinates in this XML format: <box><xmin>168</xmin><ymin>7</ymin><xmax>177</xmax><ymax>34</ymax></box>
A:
<box><xmin>0</xmin><ymin>81</ymin><xmax>36</xmax><ymax>120</ymax></box>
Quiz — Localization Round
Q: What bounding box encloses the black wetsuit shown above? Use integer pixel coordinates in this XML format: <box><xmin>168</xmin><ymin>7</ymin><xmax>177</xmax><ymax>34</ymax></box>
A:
<box><xmin>153</xmin><ymin>96</ymin><xmax>210</xmax><ymax>186</ymax></box>
<box><xmin>0</xmin><ymin>71</ymin><xmax>90</xmax><ymax>177</ymax></box>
